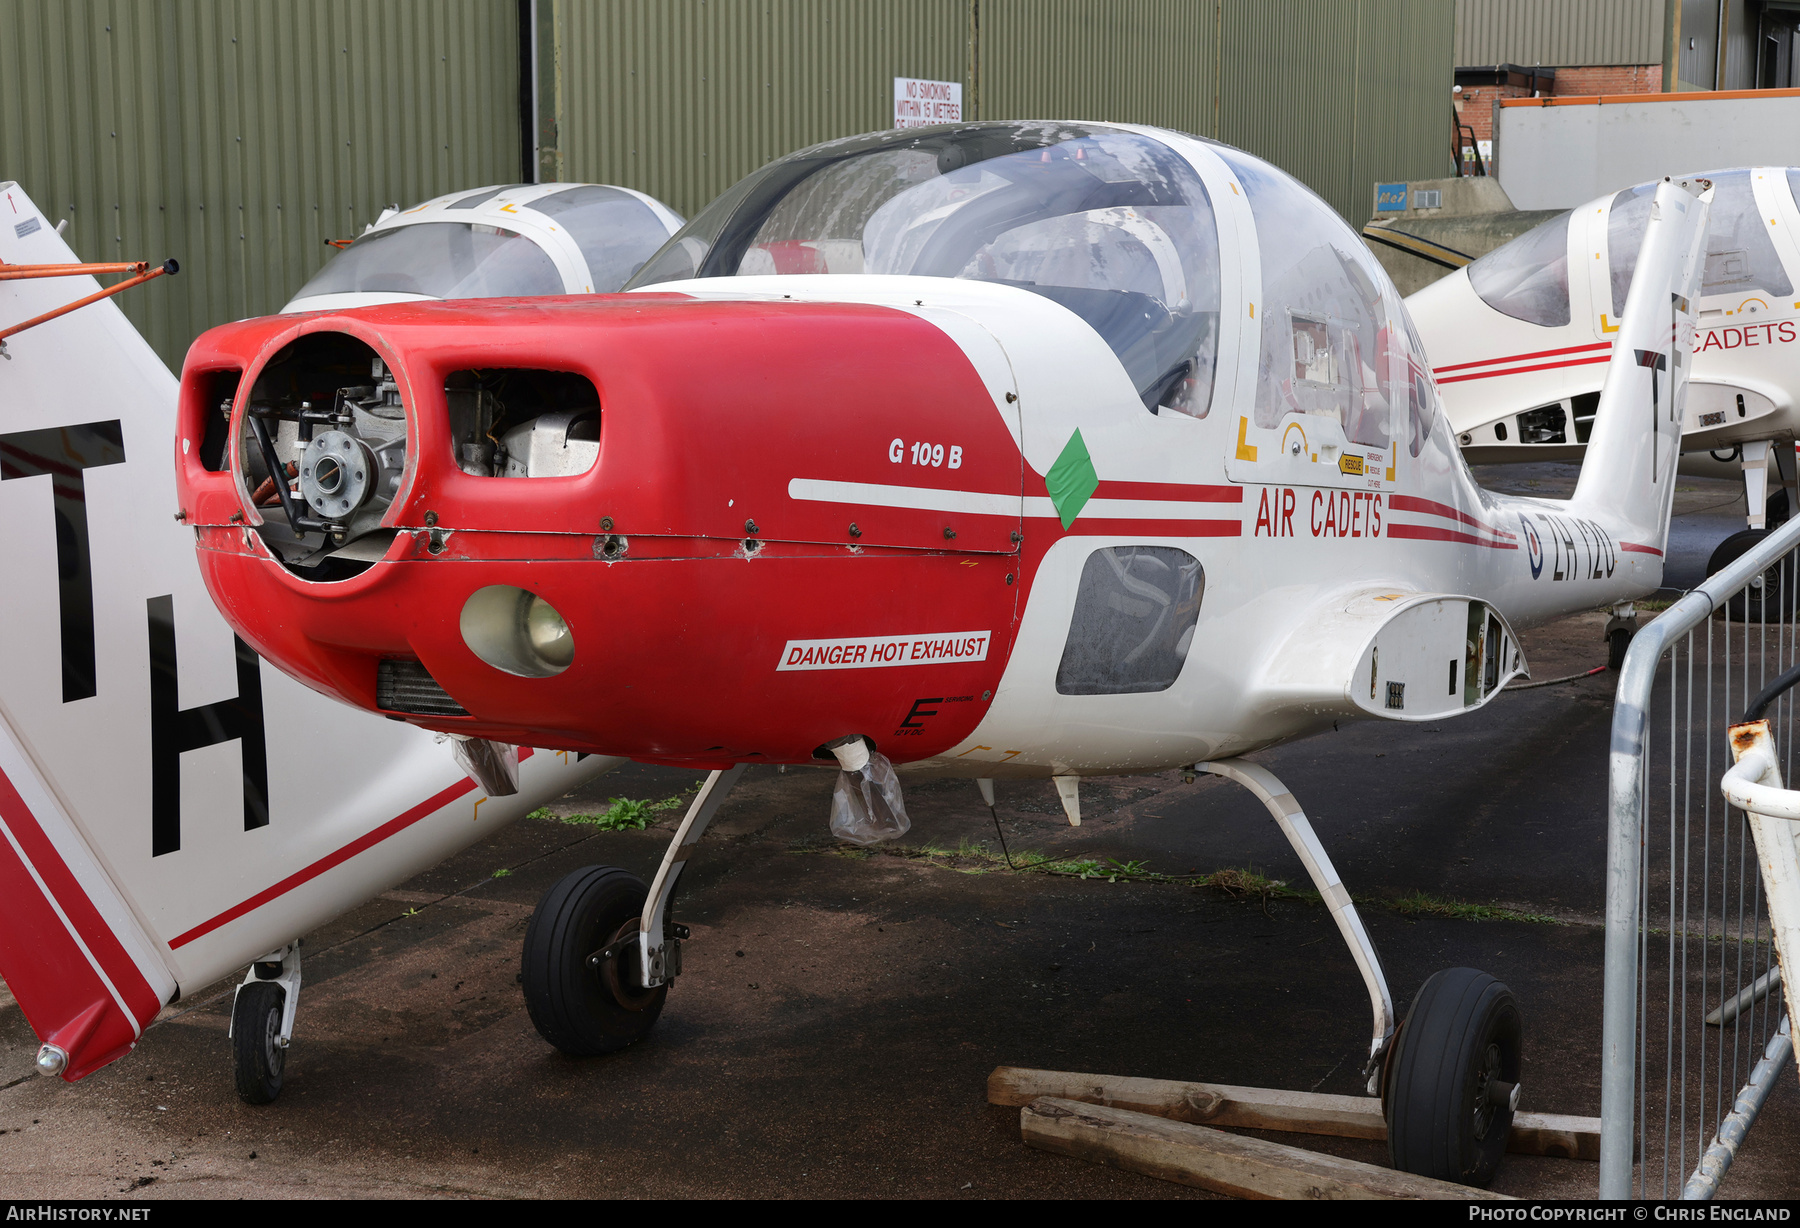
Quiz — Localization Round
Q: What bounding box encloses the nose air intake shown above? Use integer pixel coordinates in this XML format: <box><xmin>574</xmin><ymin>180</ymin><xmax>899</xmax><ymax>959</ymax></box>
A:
<box><xmin>376</xmin><ymin>659</ymin><xmax>469</xmax><ymax>717</ymax></box>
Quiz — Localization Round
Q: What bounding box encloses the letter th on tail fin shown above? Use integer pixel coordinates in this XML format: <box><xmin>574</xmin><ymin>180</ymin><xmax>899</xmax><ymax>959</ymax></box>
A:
<box><xmin>0</xmin><ymin>181</ymin><xmax>618</xmax><ymax>1082</ymax></box>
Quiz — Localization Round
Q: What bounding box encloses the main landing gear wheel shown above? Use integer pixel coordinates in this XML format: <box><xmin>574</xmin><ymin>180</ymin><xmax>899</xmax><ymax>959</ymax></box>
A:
<box><xmin>522</xmin><ymin>865</ymin><xmax>666</xmax><ymax>1056</ymax></box>
<box><xmin>232</xmin><ymin>980</ymin><xmax>287</xmax><ymax>1105</ymax></box>
<box><xmin>1767</xmin><ymin>485</ymin><xmax>1791</xmax><ymax>530</ymax></box>
<box><xmin>1383</xmin><ymin>967</ymin><xmax>1522</xmax><ymax>1188</ymax></box>
<box><xmin>1707</xmin><ymin>529</ymin><xmax>1798</xmax><ymax>622</ymax></box>
<box><xmin>1606</xmin><ymin>627</ymin><xmax>1632</xmax><ymax>671</ymax></box>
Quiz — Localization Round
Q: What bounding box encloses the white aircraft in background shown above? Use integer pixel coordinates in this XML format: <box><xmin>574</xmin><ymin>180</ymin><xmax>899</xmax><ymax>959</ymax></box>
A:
<box><xmin>283</xmin><ymin>181</ymin><xmax>683</xmax><ymax>313</ymax></box>
<box><xmin>0</xmin><ymin>178</ymin><xmax>687</xmax><ymax>1107</ymax></box>
<box><xmin>152</xmin><ymin>119</ymin><xmax>1712</xmax><ymax>1187</ymax></box>
<box><xmin>1410</xmin><ymin>168</ymin><xmax>1800</xmax><ymax>572</ymax></box>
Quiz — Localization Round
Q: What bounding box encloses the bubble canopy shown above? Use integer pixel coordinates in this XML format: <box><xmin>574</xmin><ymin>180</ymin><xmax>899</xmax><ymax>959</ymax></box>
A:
<box><xmin>629</xmin><ymin>122</ymin><xmax>1223</xmax><ymax>414</ymax></box>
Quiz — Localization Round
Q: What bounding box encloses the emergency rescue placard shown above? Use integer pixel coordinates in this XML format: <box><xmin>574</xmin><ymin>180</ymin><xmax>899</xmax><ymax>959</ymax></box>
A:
<box><xmin>777</xmin><ymin>631</ymin><xmax>990</xmax><ymax>670</ymax></box>
<box><xmin>894</xmin><ymin>77</ymin><xmax>963</xmax><ymax>129</ymax></box>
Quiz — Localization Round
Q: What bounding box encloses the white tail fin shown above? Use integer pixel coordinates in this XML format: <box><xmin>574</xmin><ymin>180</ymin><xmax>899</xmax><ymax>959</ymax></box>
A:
<box><xmin>0</xmin><ymin>182</ymin><xmax>615</xmax><ymax>1082</ymax></box>
<box><xmin>1570</xmin><ymin>177</ymin><xmax>1712</xmax><ymax>550</ymax></box>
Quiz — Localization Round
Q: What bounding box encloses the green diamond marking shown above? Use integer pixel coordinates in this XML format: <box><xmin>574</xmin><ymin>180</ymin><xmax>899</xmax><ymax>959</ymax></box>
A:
<box><xmin>1045</xmin><ymin>429</ymin><xmax>1098</xmax><ymax>529</ymax></box>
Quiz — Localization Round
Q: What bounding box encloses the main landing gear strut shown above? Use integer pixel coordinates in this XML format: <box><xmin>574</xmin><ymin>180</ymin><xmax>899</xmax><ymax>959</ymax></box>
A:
<box><xmin>1200</xmin><ymin>758</ymin><xmax>1523</xmax><ymax>1188</ymax></box>
<box><xmin>521</xmin><ymin>764</ymin><xmax>747</xmax><ymax>1056</ymax></box>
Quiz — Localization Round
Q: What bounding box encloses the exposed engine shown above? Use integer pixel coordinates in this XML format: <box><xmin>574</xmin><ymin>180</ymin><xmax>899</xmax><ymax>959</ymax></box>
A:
<box><xmin>237</xmin><ymin>332</ymin><xmax>600</xmax><ymax>581</ymax></box>
<box><xmin>445</xmin><ymin>368</ymin><xmax>600</xmax><ymax>479</ymax></box>
<box><xmin>237</xmin><ymin>334</ymin><xmax>408</xmax><ymax>579</ymax></box>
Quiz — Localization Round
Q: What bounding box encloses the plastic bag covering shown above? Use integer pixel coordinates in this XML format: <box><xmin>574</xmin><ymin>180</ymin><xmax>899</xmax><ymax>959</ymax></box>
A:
<box><xmin>1056</xmin><ymin>546</ymin><xmax>1203</xmax><ymax>695</ymax></box>
<box><xmin>1609</xmin><ymin>170</ymin><xmax>1792</xmax><ymax>315</ymax></box>
<box><xmin>830</xmin><ymin>751</ymin><xmax>911</xmax><ymax>845</ymax></box>
<box><xmin>293</xmin><ymin>222</ymin><xmax>565</xmax><ymax>301</ymax></box>
<box><xmin>629</xmin><ymin>123</ymin><xmax>1222</xmax><ymax>416</ymax></box>
<box><xmin>1216</xmin><ymin>148</ymin><xmax>1428</xmax><ymax>449</ymax></box>
<box><xmin>1465</xmin><ymin>210</ymin><xmax>1572</xmax><ymax>327</ymax></box>
<box><xmin>525</xmin><ymin>186</ymin><xmax>680</xmax><ymax>292</ymax></box>
<box><xmin>449</xmin><ymin>734</ymin><xmax>521</xmax><ymax>797</ymax></box>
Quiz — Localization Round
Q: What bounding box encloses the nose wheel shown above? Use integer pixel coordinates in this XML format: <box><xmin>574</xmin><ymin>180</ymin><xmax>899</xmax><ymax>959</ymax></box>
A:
<box><xmin>1382</xmin><ymin>966</ymin><xmax>1523</xmax><ymax>1187</ymax></box>
<box><xmin>521</xmin><ymin>865</ymin><xmax>667</xmax><ymax>1055</ymax></box>
<box><xmin>521</xmin><ymin>765</ymin><xmax>747</xmax><ymax>1059</ymax></box>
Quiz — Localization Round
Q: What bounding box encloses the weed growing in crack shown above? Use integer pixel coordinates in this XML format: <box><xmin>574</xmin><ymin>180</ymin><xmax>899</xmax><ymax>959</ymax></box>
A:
<box><xmin>1389</xmin><ymin>890</ymin><xmax>1559</xmax><ymax>925</ymax></box>
<box><xmin>795</xmin><ymin>841</ymin><xmax>1563</xmax><ymax>925</ymax></box>
<box><xmin>525</xmin><ymin>792</ymin><xmax>693</xmax><ymax>831</ymax></box>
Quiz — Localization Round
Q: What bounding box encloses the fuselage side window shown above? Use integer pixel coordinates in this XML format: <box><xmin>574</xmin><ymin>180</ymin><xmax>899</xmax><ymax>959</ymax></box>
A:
<box><xmin>1220</xmin><ymin>150</ymin><xmax>1405</xmax><ymax>455</ymax></box>
<box><xmin>1399</xmin><ymin>308</ymin><xmax>1440</xmax><ymax>458</ymax></box>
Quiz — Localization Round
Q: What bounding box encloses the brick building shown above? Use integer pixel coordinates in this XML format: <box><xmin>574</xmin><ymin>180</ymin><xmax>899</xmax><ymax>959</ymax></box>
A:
<box><xmin>1452</xmin><ymin>63</ymin><xmax>1663</xmax><ymax>172</ymax></box>
<box><xmin>1453</xmin><ymin>0</ymin><xmax>1800</xmax><ymax>176</ymax></box>
<box><xmin>1453</xmin><ymin>1</ymin><xmax>1666</xmax><ymax>174</ymax></box>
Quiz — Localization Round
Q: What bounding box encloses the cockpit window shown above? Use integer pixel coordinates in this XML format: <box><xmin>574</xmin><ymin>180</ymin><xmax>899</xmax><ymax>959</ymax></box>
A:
<box><xmin>1219</xmin><ymin>148</ymin><xmax>1415</xmax><ymax>450</ymax></box>
<box><xmin>293</xmin><ymin>222</ymin><xmax>565</xmax><ymax>301</ymax></box>
<box><xmin>1466</xmin><ymin>211</ymin><xmax>1572</xmax><ymax>327</ymax></box>
<box><xmin>1605</xmin><ymin>184</ymin><xmax>1653</xmax><ymax>316</ymax></box>
<box><xmin>629</xmin><ymin>123</ymin><xmax>1223</xmax><ymax>416</ymax></box>
<box><xmin>527</xmin><ymin>185</ymin><xmax>679</xmax><ymax>292</ymax></box>
<box><xmin>1609</xmin><ymin>169</ymin><xmax>1791</xmax><ymax>315</ymax></box>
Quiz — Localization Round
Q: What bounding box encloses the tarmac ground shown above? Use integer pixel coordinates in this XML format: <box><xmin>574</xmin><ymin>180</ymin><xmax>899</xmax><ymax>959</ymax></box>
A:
<box><xmin>3</xmin><ymin>462</ymin><xmax>1797</xmax><ymax>1200</ymax></box>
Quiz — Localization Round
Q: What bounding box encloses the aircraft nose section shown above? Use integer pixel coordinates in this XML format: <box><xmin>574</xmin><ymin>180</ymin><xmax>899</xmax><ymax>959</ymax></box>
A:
<box><xmin>174</xmin><ymin>293</ymin><xmax>1025</xmax><ymax>764</ymax></box>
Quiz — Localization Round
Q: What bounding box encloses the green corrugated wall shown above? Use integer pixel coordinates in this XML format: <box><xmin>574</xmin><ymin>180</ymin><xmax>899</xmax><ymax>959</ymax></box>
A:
<box><xmin>552</xmin><ymin>0</ymin><xmax>1452</xmax><ymax>227</ymax></box>
<box><xmin>1216</xmin><ymin>1</ymin><xmax>1453</xmax><ymax>224</ymax></box>
<box><xmin>2</xmin><ymin>0</ymin><xmax>1453</xmax><ymax>370</ymax></box>
<box><xmin>0</xmin><ymin>0</ymin><xmax>522</xmax><ymax>369</ymax></box>
<box><xmin>555</xmin><ymin>0</ymin><xmax>969</xmax><ymax>216</ymax></box>
<box><xmin>976</xmin><ymin>0</ymin><xmax>1218</xmax><ymax>136</ymax></box>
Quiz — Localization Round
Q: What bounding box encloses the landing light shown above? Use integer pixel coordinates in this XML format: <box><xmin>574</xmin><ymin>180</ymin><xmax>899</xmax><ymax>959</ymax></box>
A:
<box><xmin>460</xmin><ymin>585</ymin><xmax>574</xmax><ymax>678</ymax></box>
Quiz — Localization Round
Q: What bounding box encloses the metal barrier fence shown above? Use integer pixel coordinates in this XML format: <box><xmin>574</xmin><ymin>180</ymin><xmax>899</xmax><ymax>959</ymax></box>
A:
<box><xmin>1602</xmin><ymin>513</ymin><xmax>1800</xmax><ymax>1199</ymax></box>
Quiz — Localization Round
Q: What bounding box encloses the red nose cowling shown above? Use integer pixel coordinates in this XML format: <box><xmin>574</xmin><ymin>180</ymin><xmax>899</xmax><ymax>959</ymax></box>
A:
<box><xmin>174</xmin><ymin>295</ymin><xmax>1024</xmax><ymax>768</ymax></box>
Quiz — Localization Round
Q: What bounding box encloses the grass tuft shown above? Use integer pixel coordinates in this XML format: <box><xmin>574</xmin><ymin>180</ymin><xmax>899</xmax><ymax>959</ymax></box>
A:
<box><xmin>1197</xmin><ymin>866</ymin><xmax>1313</xmax><ymax>902</ymax></box>
<box><xmin>1389</xmin><ymin>890</ymin><xmax>1558</xmax><ymax>925</ymax></box>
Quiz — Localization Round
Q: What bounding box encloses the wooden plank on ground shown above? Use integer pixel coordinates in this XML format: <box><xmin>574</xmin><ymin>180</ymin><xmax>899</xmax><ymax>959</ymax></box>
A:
<box><xmin>1506</xmin><ymin>1112</ymin><xmax>1602</xmax><ymax>1162</ymax></box>
<box><xmin>988</xmin><ymin>1066</ymin><xmax>1600</xmax><ymax>1160</ymax></box>
<box><xmin>990</xmin><ymin>1066</ymin><xmax>1384</xmax><ymax>1138</ymax></box>
<box><xmin>1020</xmin><ymin>1096</ymin><xmax>1515</xmax><ymax>1201</ymax></box>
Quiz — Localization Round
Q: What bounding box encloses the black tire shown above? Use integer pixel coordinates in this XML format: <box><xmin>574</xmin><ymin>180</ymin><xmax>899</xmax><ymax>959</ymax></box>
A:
<box><xmin>1707</xmin><ymin>529</ymin><xmax>1798</xmax><ymax>622</ymax></box>
<box><xmin>1384</xmin><ymin>967</ymin><xmax>1522</xmax><ymax>1187</ymax></box>
<box><xmin>1607</xmin><ymin>626</ymin><xmax>1632</xmax><ymax>671</ymax></box>
<box><xmin>522</xmin><ymin>866</ymin><xmax>666</xmax><ymax>1056</ymax></box>
<box><xmin>232</xmin><ymin>980</ymin><xmax>287</xmax><ymax>1105</ymax></box>
<box><xmin>1767</xmin><ymin>485</ymin><xmax>1790</xmax><ymax>530</ymax></box>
